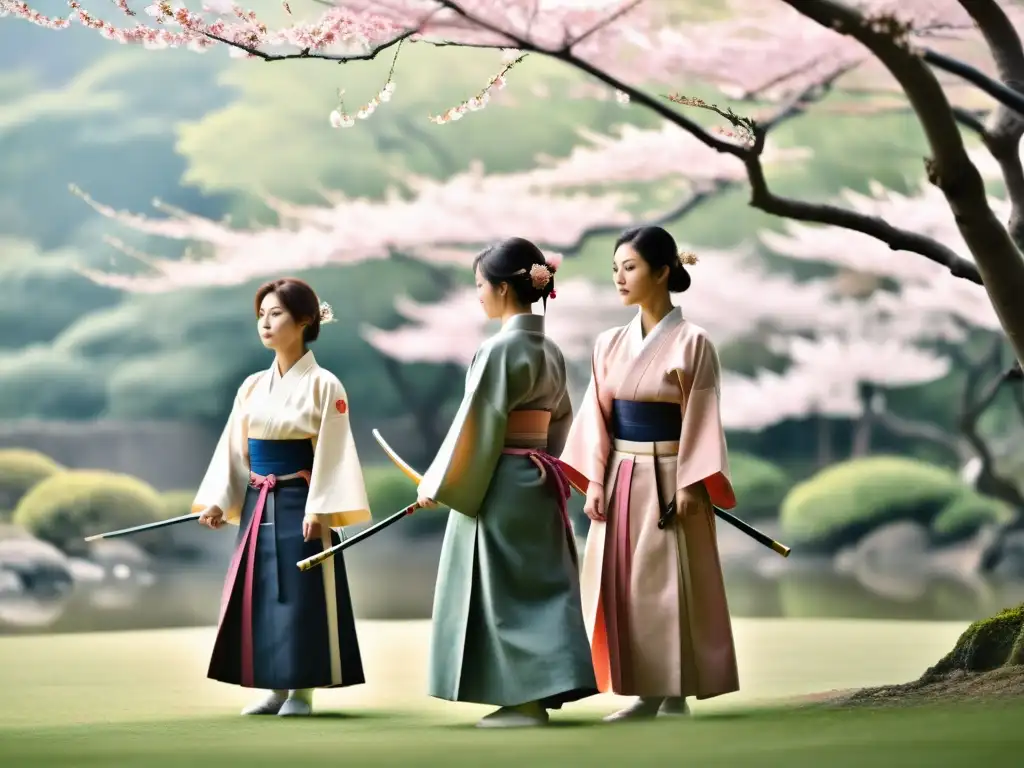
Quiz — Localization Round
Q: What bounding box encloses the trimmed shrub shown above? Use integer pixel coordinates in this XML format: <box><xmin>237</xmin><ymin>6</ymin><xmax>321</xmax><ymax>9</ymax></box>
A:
<box><xmin>931</xmin><ymin>492</ymin><xmax>1014</xmax><ymax>544</ymax></box>
<box><xmin>0</xmin><ymin>449</ymin><xmax>64</xmax><ymax>517</ymax></box>
<box><xmin>729</xmin><ymin>452</ymin><xmax>791</xmax><ymax>519</ymax></box>
<box><xmin>12</xmin><ymin>470</ymin><xmax>165</xmax><ymax>556</ymax></box>
<box><xmin>780</xmin><ymin>455</ymin><xmax>1011</xmax><ymax>553</ymax></box>
<box><xmin>363</xmin><ymin>464</ymin><xmax>447</xmax><ymax>537</ymax></box>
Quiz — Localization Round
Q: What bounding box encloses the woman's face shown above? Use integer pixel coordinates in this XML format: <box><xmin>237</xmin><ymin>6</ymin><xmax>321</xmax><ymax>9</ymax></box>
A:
<box><xmin>612</xmin><ymin>243</ymin><xmax>666</xmax><ymax>307</ymax></box>
<box><xmin>257</xmin><ymin>292</ymin><xmax>305</xmax><ymax>351</ymax></box>
<box><xmin>475</xmin><ymin>266</ymin><xmax>506</xmax><ymax>319</ymax></box>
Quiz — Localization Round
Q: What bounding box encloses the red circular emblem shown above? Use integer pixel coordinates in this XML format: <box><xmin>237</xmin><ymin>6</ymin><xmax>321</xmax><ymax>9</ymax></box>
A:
<box><xmin>335</xmin><ymin>399</ymin><xmax>347</xmax><ymax>414</ymax></box>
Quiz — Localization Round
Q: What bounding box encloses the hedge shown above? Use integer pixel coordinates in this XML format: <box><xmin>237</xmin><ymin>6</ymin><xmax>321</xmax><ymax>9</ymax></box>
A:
<box><xmin>729</xmin><ymin>452</ymin><xmax>791</xmax><ymax>519</ymax></box>
<box><xmin>12</xmin><ymin>470</ymin><xmax>165</xmax><ymax>556</ymax></box>
<box><xmin>363</xmin><ymin>464</ymin><xmax>448</xmax><ymax>537</ymax></box>
<box><xmin>0</xmin><ymin>448</ymin><xmax>64</xmax><ymax>518</ymax></box>
<box><xmin>779</xmin><ymin>455</ymin><xmax>1014</xmax><ymax>553</ymax></box>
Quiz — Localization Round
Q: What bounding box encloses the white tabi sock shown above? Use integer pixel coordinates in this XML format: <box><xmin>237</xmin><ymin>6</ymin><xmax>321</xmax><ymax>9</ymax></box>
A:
<box><xmin>278</xmin><ymin>688</ymin><xmax>313</xmax><ymax>717</ymax></box>
<box><xmin>241</xmin><ymin>689</ymin><xmax>288</xmax><ymax>716</ymax></box>
<box><xmin>288</xmin><ymin>688</ymin><xmax>313</xmax><ymax>705</ymax></box>
<box><xmin>603</xmin><ymin>696</ymin><xmax>663</xmax><ymax>722</ymax></box>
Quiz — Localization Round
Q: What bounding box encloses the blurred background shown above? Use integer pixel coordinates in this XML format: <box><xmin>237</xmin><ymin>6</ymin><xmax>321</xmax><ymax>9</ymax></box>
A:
<box><xmin>3</xmin><ymin>0</ymin><xmax>1024</xmax><ymax>639</ymax></box>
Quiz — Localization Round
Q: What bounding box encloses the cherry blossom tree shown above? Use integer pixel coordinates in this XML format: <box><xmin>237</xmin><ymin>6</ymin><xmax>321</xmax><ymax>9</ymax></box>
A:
<box><xmin>7</xmin><ymin>0</ymin><xmax>1024</xmax><ymax>376</ymax></box>
<box><xmin>8</xmin><ymin>0</ymin><xmax>1024</xmax><ymax>325</ymax></box>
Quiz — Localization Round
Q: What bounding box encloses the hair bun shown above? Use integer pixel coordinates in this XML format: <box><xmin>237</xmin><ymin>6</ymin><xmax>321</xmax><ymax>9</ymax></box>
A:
<box><xmin>678</xmin><ymin>250</ymin><xmax>698</xmax><ymax>266</ymax></box>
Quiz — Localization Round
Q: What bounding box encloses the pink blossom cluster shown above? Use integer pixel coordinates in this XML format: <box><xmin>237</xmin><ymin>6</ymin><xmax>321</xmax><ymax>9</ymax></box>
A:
<box><xmin>71</xmin><ymin>116</ymin><xmax>788</xmax><ymax>291</ymax></box>
<box><xmin>1</xmin><ymin>0</ymin><xmax>408</xmax><ymax>56</ymax></box>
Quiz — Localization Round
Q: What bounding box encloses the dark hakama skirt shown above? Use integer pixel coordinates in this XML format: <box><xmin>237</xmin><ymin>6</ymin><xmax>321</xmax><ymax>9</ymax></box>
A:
<box><xmin>207</xmin><ymin>438</ymin><xmax>365</xmax><ymax>690</ymax></box>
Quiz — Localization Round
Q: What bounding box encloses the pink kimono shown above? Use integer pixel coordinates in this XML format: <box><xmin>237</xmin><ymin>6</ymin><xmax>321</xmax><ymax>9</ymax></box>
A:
<box><xmin>560</xmin><ymin>306</ymin><xmax>739</xmax><ymax>699</ymax></box>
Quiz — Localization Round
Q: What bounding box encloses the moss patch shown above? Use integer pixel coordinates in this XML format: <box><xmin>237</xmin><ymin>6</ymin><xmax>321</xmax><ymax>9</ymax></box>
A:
<box><xmin>832</xmin><ymin>603</ymin><xmax>1024</xmax><ymax>708</ymax></box>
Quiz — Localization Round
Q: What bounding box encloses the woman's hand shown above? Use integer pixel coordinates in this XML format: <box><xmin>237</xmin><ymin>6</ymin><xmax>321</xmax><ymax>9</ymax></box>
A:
<box><xmin>197</xmin><ymin>505</ymin><xmax>225</xmax><ymax>530</ymax></box>
<box><xmin>302</xmin><ymin>515</ymin><xmax>322</xmax><ymax>542</ymax></box>
<box><xmin>416</xmin><ymin>495</ymin><xmax>438</xmax><ymax>510</ymax></box>
<box><xmin>583</xmin><ymin>482</ymin><xmax>605</xmax><ymax>522</ymax></box>
<box><xmin>674</xmin><ymin>483</ymin><xmax>706</xmax><ymax>521</ymax></box>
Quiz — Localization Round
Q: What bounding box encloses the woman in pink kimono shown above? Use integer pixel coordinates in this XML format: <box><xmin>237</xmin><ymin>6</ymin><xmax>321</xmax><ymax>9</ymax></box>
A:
<box><xmin>560</xmin><ymin>225</ymin><xmax>739</xmax><ymax>722</ymax></box>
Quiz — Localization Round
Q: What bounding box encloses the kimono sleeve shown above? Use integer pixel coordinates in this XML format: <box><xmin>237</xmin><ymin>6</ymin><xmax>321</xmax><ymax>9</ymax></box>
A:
<box><xmin>546</xmin><ymin>386</ymin><xmax>573</xmax><ymax>459</ymax></box>
<box><xmin>191</xmin><ymin>374</ymin><xmax>258</xmax><ymax>525</ymax></box>
<box><xmin>418</xmin><ymin>341</ymin><xmax>510</xmax><ymax>518</ymax></box>
<box><xmin>558</xmin><ymin>335</ymin><xmax>612</xmax><ymax>486</ymax></box>
<box><xmin>305</xmin><ymin>375</ymin><xmax>372</xmax><ymax>529</ymax></box>
<box><xmin>675</xmin><ymin>334</ymin><xmax>736</xmax><ymax>510</ymax></box>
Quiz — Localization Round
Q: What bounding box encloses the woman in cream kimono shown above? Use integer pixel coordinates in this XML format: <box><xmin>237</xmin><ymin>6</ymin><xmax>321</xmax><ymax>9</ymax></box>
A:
<box><xmin>560</xmin><ymin>225</ymin><xmax>739</xmax><ymax>722</ymax></box>
<box><xmin>194</xmin><ymin>277</ymin><xmax>371</xmax><ymax>717</ymax></box>
<box><xmin>416</xmin><ymin>237</ymin><xmax>598</xmax><ymax>729</ymax></box>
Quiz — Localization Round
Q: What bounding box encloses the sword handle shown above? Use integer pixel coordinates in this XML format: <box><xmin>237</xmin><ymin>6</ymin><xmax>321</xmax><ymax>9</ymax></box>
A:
<box><xmin>297</xmin><ymin>542</ymin><xmax>341</xmax><ymax>572</ymax></box>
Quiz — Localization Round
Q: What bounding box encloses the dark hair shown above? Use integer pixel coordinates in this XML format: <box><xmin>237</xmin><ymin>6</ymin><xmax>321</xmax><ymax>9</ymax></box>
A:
<box><xmin>473</xmin><ymin>236</ymin><xmax>557</xmax><ymax>308</ymax></box>
<box><xmin>254</xmin><ymin>277</ymin><xmax>323</xmax><ymax>344</ymax></box>
<box><xmin>614</xmin><ymin>226</ymin><xmax>691</xmax><ymax>293</ymax></box>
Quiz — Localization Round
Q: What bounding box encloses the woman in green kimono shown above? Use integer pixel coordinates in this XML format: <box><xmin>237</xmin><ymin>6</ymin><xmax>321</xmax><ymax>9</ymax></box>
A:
<box><xmin>416</xmin><ymin>236</ymin><xmax>598</xmax><ymax>729</ymax></box>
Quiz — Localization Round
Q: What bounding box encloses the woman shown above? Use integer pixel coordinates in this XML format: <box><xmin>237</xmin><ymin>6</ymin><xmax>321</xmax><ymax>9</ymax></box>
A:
<box><xmin>193</xmin><ymin>277</ymin><xmax>371</xmax><ymax>717</ymax></box>
<box><xmin>416</xmin><ymin>237</ymin><xmax>598</xmax><ymax>729</ymax></box>
<box><xmin>560</xmin><ymin>225</ymin><xmax>739</xmax><ymax>722</ymax></box>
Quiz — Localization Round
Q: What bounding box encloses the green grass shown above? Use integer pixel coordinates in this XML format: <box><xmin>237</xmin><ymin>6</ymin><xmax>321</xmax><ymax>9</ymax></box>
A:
<box><xmin>1</xmin><ymin>619</ymin><xmax>1021</xmax><ymax>766</ymax></box>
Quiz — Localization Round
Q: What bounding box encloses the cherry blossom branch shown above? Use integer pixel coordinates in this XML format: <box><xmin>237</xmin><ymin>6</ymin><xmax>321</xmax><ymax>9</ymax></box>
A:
<box><xmin>921</xmin><ymin>47</ymin><xmax>1024</xmax><ymax>118</ymax></box>
<box><xmin>518</xmin><ymin>178</ymin><xmax>731</xmax><ymax>258</ymax></box>
<box><xmin>200</xmin><ymin>25</ymin><xmax>418</xmax><ymax>63</ymax></box>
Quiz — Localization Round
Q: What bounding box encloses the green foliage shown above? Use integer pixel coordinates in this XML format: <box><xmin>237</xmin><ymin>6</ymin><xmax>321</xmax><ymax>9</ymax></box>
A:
<box><xmin>176</xmin><ymin>45</ymin><xmax>661</xmax><ymax>209</ymax></box>
<box><xmin>363</xmin><ymin>463</ymin><xmax>447</xmax><ymax>537</ymax></box>
<box><xmin>729</xmin><ymin>452</ymin><xmax>792</xmax><ymax>519</ymax></box>
<box><xmin>0</xmin><ymin>448</ymin><xmax>64</xmax><ymax>515</ymax></box>
<box><xmin>931</xmin><ymin>492</ymin><xmax>1015</xmax><ymax>544</ymax></box>
<box><xmin>160</xmin><ymin>490</ymin><xmax>195</xmax><ymax>520</ymax></box>
<box><xmin>779</xmin><ymin>456</ymin><xmax>1010</xmax><ymax>552</ymax></box>
<box><xmin>0</xmin><ymin>239</ymin><xmax>122</xmax><ymax>350</ymax></box>
<box><xmin>0</xmin><ymin>257</ymin><xmax>454</xmax><ymax>422</ymax></box>
<box><xmin>12</xmin><ymin>470</ymin><xmax>165</xmax><ymax>556</ymax></box>
<box><xmin>0</xmin><ymin>47</ymin><xmax>232</xmax><ymax>251</ymax></box>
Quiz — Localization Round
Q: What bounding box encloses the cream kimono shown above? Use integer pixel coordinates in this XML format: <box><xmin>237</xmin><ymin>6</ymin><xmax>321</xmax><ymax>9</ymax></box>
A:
<box><xmin>560</xmin><ymin>306</ymin><xmax>739</xmax><ymax>699</ymax></box>
<box><xmin>193</xmin><ymin>350</ymin><xmax>371</xmax><ymax>691</ymax></box>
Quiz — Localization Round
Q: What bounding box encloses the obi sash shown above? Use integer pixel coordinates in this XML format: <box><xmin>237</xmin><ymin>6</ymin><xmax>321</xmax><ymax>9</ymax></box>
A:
<box><xmin>501</xmin><ymin>409</ymin><xmax>582</xmax><ymax>567</ymax></box>
<box><xmin>611</xmin><ymin>399</ymin><xmax>682</xmax><ymax>443</ymax></box>
<box><xmin>220</xmin><ymin>438</ymin><xmax>314</xmax><ymax>688</ymax></box>
<box><xmin>608</xmin><ymin>399</ymin><xmax>680</xmax><ymax>528</ymax></box>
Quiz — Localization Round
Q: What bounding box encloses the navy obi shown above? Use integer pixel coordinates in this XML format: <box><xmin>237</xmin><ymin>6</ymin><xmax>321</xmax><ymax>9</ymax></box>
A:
<box><xmin>248</xmin><ymin>438</ymin><xmax>315</xmax><ymax>477</ymax></box>
<box><xmin>611</xmin><ymin>400</ymin><xmax>681</xmax><ymax>443</ymax></box>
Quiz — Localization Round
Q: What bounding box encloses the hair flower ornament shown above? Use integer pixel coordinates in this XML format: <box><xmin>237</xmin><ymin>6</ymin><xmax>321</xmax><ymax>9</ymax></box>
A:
<box><xmin>678</xmin><ymin>250</ymin><xmax>699</xmax><ymax>266</ymax></box>
<box><xmin>529</xmin><ymin>263</ymin><xmax>553</xmax><ymax>289</ymax></box>
<box><xmin>319</xmin><ymin>301</ymin><xmax>337</xmax><ymax>324</ymax></box>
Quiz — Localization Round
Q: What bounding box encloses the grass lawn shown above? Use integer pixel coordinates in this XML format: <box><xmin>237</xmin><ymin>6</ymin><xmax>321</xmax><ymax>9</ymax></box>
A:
<box><xmin>1</xmin><ymin>618</ymin><xmax>1021</xmax><ymax>766</ymax></box>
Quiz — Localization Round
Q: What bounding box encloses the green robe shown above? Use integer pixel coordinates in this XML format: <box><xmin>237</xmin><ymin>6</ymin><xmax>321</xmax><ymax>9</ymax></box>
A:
<box><xmin>419</xmin><ymin>312</ymin><xmax>598</xmax><ymax>708</ymax></box>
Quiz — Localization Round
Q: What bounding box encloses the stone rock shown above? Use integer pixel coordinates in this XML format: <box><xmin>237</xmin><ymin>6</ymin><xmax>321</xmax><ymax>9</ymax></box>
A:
<box><xmin>0</xmin><ymin>535</ymin><xmax>74</xmax><ymax>629</ymax></box>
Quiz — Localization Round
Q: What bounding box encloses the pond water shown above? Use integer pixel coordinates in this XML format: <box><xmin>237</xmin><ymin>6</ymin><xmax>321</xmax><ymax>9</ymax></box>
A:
<box><xmin>3</xmin><ymin>550</ymin><xmax>1023</xmax><ymax>635</ymax></box>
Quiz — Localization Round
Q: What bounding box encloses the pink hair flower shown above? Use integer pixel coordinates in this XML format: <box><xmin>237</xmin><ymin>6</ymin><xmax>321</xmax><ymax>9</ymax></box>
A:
<box><xmin>529</xmin><ymin>263</ymin><xmax>552</xmax><ymax>289</ymax></box>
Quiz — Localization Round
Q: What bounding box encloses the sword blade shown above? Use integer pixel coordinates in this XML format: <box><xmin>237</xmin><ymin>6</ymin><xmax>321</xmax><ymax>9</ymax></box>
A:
<box><xmin>371</xmin><ymin>429</ymin><xmax>423</xmax><ymax>483</ymax></box>
<box><xmin>83</xmin><ymin>512</ymin><xmax>202</xmax><ymax>542</ymax></box>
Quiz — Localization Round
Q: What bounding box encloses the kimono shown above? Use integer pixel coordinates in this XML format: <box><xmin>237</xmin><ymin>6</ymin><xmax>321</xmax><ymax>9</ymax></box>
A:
<box><xmin>560</xmin><ymin>306</ymin><xmax>739</xmax><ymax>700</ymax></box>
<box><xmin>419</xmin><ymin>312</ymin><xmax>598</xmax><ymax>709</ymax></box>
<box><xmin>192</xmin><ymin>350</ymin><xmax>370</xmax><ymax>691</ymax></box>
